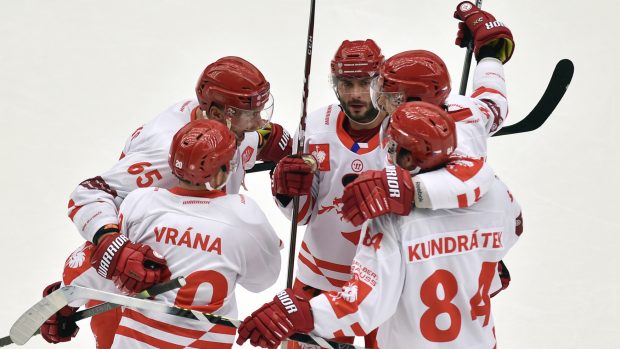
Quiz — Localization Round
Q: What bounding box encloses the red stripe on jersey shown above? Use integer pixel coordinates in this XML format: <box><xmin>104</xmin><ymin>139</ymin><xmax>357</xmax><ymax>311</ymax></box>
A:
<box><xmin>116</xmin><ymin>326</ymin><xmax>184</xmax><ymax>349</ymax></box>
<box><xmin>68</xmin><ymin>204</ymin><xmax>83</xmax><ymax>221</ymax></box>
<box><xmin>298</xmin><ymin>253</ymin><xmax>348</xmax><ymax>288</ymax></box>
<box><xmin>297</xmin><ymin>196</ymin><xmax>314</xmax><ymax>224</ymax></box>
<box><xmin>457</xmin><ymin>194</ymin><xmax>468</xmax><ymax>208</ymax></box>
<box><xmin>471</xmin><ymin>87</ymin><xmax>506</xmax><ymax>99</ymax></box>
<box><xmin>168</xmin><ymin>187</ymin><xmax>226</xmax><ymax>198</ymax></box>
<box><xmin>474</xmin><ymin>187</ymin><xmax>481</xmax><ymax>202</ymax></box>
<box><xmin>187</xmin><ymin>339</ymin><xmax>233</xmax><ymax>349</ymax></box>
<box><xmin>301</xmin><ymin>242</ymin><xmax>351</xmax><ymax>273</ymax></box>
<box><xmin>350</xmin><ymin>322</ymin><xmax>366</xmax><ymax>336</ymax></box>
<box><xmin>123</xmin><ymin>308</ymin><xmax>205</xmax><ymax>338</ymax></box>
<box><xmin>298</xmin><ymin>253</ymin><xmax>325</xmax><ymax>276</ymax></box>
<box><xmin>333</xmin><ymin>329</ymin><xmax>346</xmax><ymax>338</ymax></box>
<box><xmin>119</xmin><ymin>152</ymin><xmax>126</xmax><ymax>160</ymax></box>
<box><xmin>208</xmin><ymin>324</ymin><xmax>237</xmax><ymax>335</ymax></box>
<box><xmin>449</xmin><ymin>109</ymin><xmax>474</xmax><ymax>122</ymax></box>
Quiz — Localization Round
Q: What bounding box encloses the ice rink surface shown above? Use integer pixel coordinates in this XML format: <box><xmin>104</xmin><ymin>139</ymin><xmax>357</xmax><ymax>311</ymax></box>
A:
<box><xmin>0</xmin><ymin>0</ymin><xmax>618</xmax><ymax>348</ymax></box>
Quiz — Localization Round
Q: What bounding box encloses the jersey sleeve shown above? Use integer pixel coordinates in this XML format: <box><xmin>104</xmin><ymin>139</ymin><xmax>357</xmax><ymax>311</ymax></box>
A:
<box><xmin>470</xmin><ymin>57</ymin><xmax>509</xmax><ymax>135</ymax></box>
<box><xmin>412</xmin><ymin>157</ymin><xmax>495</xmax><ymax>209</ymax></box>
<box><xmin>117</xmin><ymin>188</ymin><xmax>149</xmax><ymax>241</ymax></box>
<box><xmin>272</xmin><ymin>127</ymin><xmax>319</xmax><ymax>226</ymax></box>
<box><xmin>416</xmin><ymin>57</ymin><xmax>507</xmax><ymax>210</ymax></box>
<box><xmin>309</xmin><ymin>217</ymin><xmax>405</xmax><ymax>338</ymax></box>
<box><xmin>235</xmin><ymin>196</ymin><xmax>282</xmax><ymax>293</ymax></box>
<box><xmin>68</xmin><ymin>125</ymin><xmax>168</xmax><ymax>242</ymax></box>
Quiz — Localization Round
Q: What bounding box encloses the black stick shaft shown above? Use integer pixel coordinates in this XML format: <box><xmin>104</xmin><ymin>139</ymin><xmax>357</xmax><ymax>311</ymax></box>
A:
<box><xmin>458</xmin><ymin>0</ymin><xmax>483</xmax><ymax>95</ymax></box>
<box><xmin>288</xmin><ymin>0</ymin><xmax>316</xmax><ymax>289</ymax></box>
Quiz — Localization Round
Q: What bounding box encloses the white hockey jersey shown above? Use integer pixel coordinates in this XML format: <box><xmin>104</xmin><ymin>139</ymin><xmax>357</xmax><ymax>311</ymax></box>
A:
<box><xmin>309</xmin><ymin>177</ymin><xmax>523</xmax><ymax>349</ymax></box>
<box><xmin>110</xmin><ymin>186</ymin><xmax>281</xmax><ymax>349</ymax></box>
<box><xmin>276</xmin><ymin>58</ymin><xmax>509</xmax><ymax>292</ymax></box>
<box><xmin>68</xmin><ymin>99</ymin><xmax>260</xmax><ymax>242</ymax></box>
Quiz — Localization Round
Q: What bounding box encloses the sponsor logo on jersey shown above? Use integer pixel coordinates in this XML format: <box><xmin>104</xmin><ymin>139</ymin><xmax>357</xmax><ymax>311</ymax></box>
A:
<box><xmin>351</xmin><ymin>159</ymin><xmax>364</xmax><ymax>173</ymax></box>
<box><xmin>406</xmin><ymin>228</ymin><xmax>504</xmax><ymax>263</ymax></box>
<box><xmin>309</xmin><ymin>143</ymin><xmax>330</xmax><ymax>171</ymax></box>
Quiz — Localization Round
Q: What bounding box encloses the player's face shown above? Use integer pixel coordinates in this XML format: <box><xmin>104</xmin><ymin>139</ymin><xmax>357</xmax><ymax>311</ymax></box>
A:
<box><xmin>335</xmin><ymin>77</ymin><xmax>379</xmax><ymax>124</ymax></box>
<box><xmin>227</xmin><ymin>95</ymin><xmax>274</xmax><ymax>142</ymax></box>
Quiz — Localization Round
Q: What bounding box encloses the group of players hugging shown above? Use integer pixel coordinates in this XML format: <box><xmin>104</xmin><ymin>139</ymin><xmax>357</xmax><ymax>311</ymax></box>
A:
<box><xmin>39</xmin><ymin>2</ymin><xmax>523</xmax><ymax>348</ymax></box>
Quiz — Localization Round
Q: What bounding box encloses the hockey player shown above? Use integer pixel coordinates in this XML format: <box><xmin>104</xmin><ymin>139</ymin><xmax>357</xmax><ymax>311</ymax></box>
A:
<box><xmin>39</xmin><ymin>57</ymin><xmax>292</xmax><ymax>346</ymax></box>
<box><xmin>236</xmin><ymin>102</ymin><xmax>523</xmax><ymax>349</ymax></box>
<box><xmin>108</xmin><ymin>119</ymin><xmax>281</xmax><ymax>348</ymax></box>
<box><xmin>342</xmin><ymin>0</ymin><xmax>515</xmax><ymax>225</ymax></box>
<box><xmin>271</xmin><ymin>38</ymin><xmax>387</xmax><ymax>348</ymax></box>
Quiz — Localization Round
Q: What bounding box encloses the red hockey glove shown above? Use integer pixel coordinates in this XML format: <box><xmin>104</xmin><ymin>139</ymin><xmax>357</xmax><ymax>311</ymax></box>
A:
<box><xmin>271</xmin><ymin>155</ymin><xmax>317</xmax><ymax>197</ymax></box>
<box><xmin>40</xmin><ymin>281</ymin><xmax>80</xmax><ymax>344</ymax></box>
<box><xmin>257</xmin><ymin>122</ymin><xmax>293</xmax><ymax>162</ymax></box>
<box><xmin>454</xmin><ymin>1</ymin><xmax>515</xmax><ymax>63</ymax></box>
<box><xmin>237</xmin><ymin>288</ymin><xmax>314</xmax><ymax>349</ymax></box>
<box><xmin>342</xmin><ymin>165</ymin><xmax>414</xmax><ymax>226</ymax></box>
<box><xmin>91</xmin><ymin>233</ymin><xmax>167</xmax><ymax>294</ymax></box>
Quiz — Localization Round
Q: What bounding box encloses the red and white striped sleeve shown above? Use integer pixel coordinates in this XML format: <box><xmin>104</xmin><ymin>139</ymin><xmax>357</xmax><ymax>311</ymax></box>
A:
<box><xmin>309</xmin><ymin>219</ymin><xmax>404</xmax><ymax>339</ymax></box>
<box><xmin>412</xmin><ymin>156</ymin><xmax>495</xmax><ymax>210</ymax></box>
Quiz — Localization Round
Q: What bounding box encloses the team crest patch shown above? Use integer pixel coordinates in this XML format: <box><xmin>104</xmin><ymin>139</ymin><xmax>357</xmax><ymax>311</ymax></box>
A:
<box><xmin>309</xmin><ymin>143</ymin><xmax>330</xmax><ymax>171</ymax></box>
<box><xmin>241</xmin><ymin>146</ymin><xmax>254</xmax><ymax>166</ymax></box>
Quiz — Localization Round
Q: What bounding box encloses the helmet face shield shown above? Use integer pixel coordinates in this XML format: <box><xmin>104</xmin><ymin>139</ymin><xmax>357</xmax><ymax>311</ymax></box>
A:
<box><xmin>371</xmin><ymin>77</ymin><xmax>405</xmax><ymax>114</ymax></box>
<box><xmin>225</xmin><ymin>93</ymin><xmax>274</xmax><ymax>132</ymax></box>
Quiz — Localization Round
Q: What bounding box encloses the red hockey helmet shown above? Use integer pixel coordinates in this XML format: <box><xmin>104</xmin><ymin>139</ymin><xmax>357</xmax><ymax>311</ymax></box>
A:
<box><xmin>386</xmin><ymin>101</ymin><xmax>456</xmax><ymax>172</ymax></box>
<box><xmin>330</xmin><ymin>39</ymin><xmax>384</xmax><ymax>79</ymax></box>
<box><xmin>372</xmin><ymin>50</ymin><xmax>451</xmax><ymax>111</ymax></box>
<box><xmin>169</xmin><ymin>119</ymin><xmax>237</xmax><ymax>186</ymax></box>
<box><xmin>195</xmin><ymin>56</ymin><xmax>273</xmax><ymax>130</ymax></box>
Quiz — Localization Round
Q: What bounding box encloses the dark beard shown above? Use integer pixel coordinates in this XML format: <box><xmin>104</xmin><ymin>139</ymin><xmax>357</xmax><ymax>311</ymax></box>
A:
<box><xmin>341</xmin><ymin>103</ymin><xmax>380</xmax><ymax>124</ymax></box>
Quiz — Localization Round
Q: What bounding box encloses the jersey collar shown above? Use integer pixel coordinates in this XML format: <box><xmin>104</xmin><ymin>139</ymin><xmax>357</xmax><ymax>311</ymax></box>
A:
<box><xmin>168</xmin><ymin>186</ymin><xmax>226</xmax><ymax>198</ymax></box>
<box><xmin>336</xmin><ymin>111</ymin><xmax>380</xmax><ymax>155</ymax></box>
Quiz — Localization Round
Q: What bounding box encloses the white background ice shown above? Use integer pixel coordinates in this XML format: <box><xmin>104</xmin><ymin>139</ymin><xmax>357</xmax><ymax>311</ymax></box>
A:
<box><xmin>0</xmin><ymin>0</ymin><xmax>618</xmax><ymax>348</ymax></box>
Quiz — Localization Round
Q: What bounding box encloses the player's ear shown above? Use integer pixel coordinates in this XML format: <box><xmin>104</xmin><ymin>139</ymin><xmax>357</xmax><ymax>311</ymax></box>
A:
<box><xmin>397</xmin><ymin>150</ymin><xmax>415</xmax><ymax>171</ymax></box>
<box><xmin>207</xmin><ymin>105</ymin><xmax>225</xmax><ymax>122</ymax></box>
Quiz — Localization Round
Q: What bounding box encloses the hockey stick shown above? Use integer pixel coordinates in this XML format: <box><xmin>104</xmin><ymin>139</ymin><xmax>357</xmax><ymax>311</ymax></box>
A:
<box><xmin>9</xmin><ymin>286</ymin><xmax>364</xmax><ymax>349</ymax></box>
<box><xmin>458</xmin><ymin>0</ymin><xmax>483</xmax><ymax>95</ymax></box>
<box><xmin>4</xmin><ymin>277</ymin><xmax>185</xmax><ymax>346</ymax></box>
<box><xmin>492</xmin><ymin>58</ymin><xmax>574</xmax><ymax>136</ymax></box>
<box><xmin>245</xmin><ymin>59</ymin><xmax>573</xmax><ymax>173</ymax></box>
<box><xmin>286</xmin><ymin>0</ymin><xmax>316</xmax><ymax>290</ymax></box>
